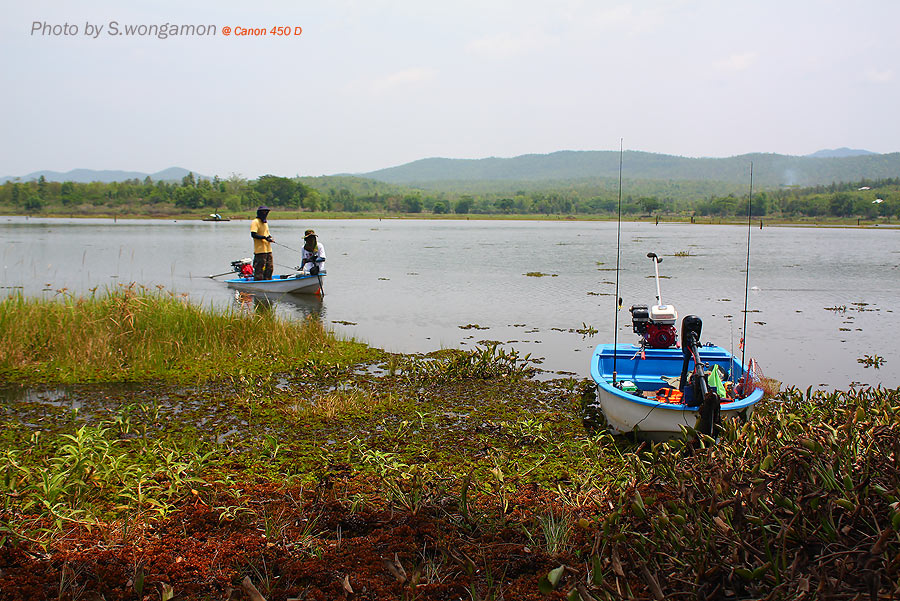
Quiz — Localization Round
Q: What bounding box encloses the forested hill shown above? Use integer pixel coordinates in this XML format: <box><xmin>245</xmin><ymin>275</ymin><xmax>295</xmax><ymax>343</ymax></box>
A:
<box><xmin>360</xmin><ymin>150</ymin><xmax>900</xmax><ymax>189</ymax></box>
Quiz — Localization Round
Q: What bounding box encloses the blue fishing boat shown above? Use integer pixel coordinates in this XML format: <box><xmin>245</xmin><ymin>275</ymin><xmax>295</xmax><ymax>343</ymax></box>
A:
<box><xmin>587</xmin><ymin>252</ymin><xmax>764</xmax><ymax>440</ymax></box>
<box><xmin>589</xmin><ymin>341</ymin><xmax>764</xmax><ymax>440</ymax></box>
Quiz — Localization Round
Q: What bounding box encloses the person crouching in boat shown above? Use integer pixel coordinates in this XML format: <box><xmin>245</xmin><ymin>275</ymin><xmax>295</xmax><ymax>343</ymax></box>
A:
<box><xmin>300</xmin><ymin>229</ymin><xmax>326</xmax><ymax>275</ymax></box>
<box><xmin>250</xmin><ymin>205</ymin><xmax>274</xmax><ymax>281</ymax></box>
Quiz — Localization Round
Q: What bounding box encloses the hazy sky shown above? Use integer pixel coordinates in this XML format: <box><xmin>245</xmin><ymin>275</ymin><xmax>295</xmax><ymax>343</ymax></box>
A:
<box><xmin>3</xmin><ymin>0</ymin><xmax>899</xmax><ymax>178</ymax></box>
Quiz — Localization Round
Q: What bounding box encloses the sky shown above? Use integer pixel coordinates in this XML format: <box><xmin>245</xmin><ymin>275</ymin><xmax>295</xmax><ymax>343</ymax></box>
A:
<box><xmin>2</xmin><ymin>0</ymin><xmax>899</xmax><ymax>179</ymax></box>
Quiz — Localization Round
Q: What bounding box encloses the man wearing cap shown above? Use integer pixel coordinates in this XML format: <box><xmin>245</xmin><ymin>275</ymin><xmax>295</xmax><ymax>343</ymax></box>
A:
<box><xmin>250</xmin><ymin>206</ymin><xmax>274</xmax><ymax>281</ymax></box>
<box><xmin>300</xmin><ymin>229</ymin><xmax>326</xmax><ymax>275</ymax></box>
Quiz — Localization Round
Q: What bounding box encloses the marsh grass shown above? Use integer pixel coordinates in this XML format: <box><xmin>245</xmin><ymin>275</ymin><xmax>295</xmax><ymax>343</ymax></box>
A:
<box><xmin>539</xmin><ymin>510</ymin><xmax>573</xmax><ymax>556</ymax></box>
<box><xmin>400</xmin><ymin>343</ymin><xmax>536</xmax><ymax>383</ymax></box>
<box><xmin>0</xmin><ymin>284</ymin><xmax>371</xmax><ymax>383</ymax></box>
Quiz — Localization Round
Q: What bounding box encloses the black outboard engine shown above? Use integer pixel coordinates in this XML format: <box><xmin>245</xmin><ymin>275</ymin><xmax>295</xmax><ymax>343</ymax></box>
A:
<box><xmin>679</xmin><ymin>315</ymin><xmax>703</xmax><ymax>392</ymax></box>
<box><xmin>679</xmin><ymin>315</ymin><xmax>720</xmax><ymax>436</ymax></box>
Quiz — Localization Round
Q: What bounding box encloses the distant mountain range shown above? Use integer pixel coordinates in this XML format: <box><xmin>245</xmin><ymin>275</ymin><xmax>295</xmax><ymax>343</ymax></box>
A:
<box><xmin>2</xmin><ymin>148</ymin><xmax>896</xmax><ymax>189</ymax></box>
<box><xmin>359</xmin><ymin>149</ymin><xmax>899</xmax><ymax>189</ymax></box>
<box><xmin>805</xmin><ymin>147</ymin><xmax>877</xmax><ymax>158</ymax></box>
<box><xmin>0</xmin><ymin>167</ymin><xmax>205</xmax><ymax>184</ymax></box>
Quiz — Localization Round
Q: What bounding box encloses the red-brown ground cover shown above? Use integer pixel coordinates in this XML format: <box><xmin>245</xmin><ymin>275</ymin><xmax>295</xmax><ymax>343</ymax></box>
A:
<box><xmin>1</xmin><ymin>480</ymin><xmax>582</xmax><ymax>601</ymax></box>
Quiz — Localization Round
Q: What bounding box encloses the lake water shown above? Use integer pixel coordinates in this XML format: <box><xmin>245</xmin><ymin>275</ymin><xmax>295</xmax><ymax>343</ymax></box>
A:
<box><xmin>2</xmin><ymin>216</ymin><xmax>898</xmax><ymax>390</ymax></box>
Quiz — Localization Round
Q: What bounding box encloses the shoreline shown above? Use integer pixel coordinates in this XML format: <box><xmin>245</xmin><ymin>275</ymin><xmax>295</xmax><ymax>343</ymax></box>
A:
<box><xmin>4</xmin><ymin>211</ymin><xmax>898</xmax><ymax>229</ymax></box>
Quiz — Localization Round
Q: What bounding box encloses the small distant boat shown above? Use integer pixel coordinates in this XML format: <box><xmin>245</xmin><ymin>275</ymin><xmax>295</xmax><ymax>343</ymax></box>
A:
<box><xmin>202</xmin><ymin>214</ymin><xmax>230</xmax><ymax>222</ymax></box>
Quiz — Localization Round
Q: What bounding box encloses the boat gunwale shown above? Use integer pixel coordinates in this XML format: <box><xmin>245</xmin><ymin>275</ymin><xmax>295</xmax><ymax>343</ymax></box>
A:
<box><xmin>590</xmin><ymin>343</ymin><xmax>763</xmax><ymax>412</ymax></box>
<box><xmin>224</xmin><ymin>273</ymin><xmax>323</xmax><ymax>286</ymax></box>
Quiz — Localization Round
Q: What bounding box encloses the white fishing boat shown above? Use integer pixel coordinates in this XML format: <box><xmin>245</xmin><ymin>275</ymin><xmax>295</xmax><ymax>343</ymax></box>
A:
<box><xmin>221</xmin><ymin>258</ymin><xmax>325</xmax><ymax>295</ymax></box>
<box><xmin>225</xmin><ymin>272</ymin><xmax>324</xmax><ymax>295</ymax></box>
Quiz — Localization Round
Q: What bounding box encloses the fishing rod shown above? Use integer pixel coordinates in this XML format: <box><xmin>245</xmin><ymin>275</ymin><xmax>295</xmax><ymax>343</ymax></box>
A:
<box><xmin>612</xmin><ymin>139</ymin><xmax>624</xmax><ymax>385</ymax></box>
<box><xmin>741</xmin><ymin>162</ymin><xmax>753</xmax><ymax>374</ymax></box>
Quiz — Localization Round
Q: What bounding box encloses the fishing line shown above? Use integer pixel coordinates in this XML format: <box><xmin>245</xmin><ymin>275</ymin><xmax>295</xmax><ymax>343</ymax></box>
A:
<box><xmin>741</xmin><ymin>162</ymin><xmax>753</xmax><ymax>373</ymax></box>
<box><xmin>271</xmin><ymin>240</ymin><xmax>303</xmax><ymax>254</ymax></box>
<box><xmin>612</xmin><ymin>139</ymin><xmax>624</xmax><ymax>384</ymax></box>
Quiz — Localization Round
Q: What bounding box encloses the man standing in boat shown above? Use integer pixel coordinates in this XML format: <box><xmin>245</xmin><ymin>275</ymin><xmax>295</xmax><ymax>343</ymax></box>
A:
<box><xmin>250</xmin><ymin>206</ymin><xmax>274</xmax><ymax>281</ymax></box>
<box><xmin>299</xmin><ymin>229</ymin><xmax>326</xmax><ymax>274</ymax></box>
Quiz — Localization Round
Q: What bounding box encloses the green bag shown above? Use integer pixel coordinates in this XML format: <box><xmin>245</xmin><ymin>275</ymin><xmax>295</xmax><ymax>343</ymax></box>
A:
<box><xmin>708</xmin><ymin>365</ymin><xmax>727</xmax><ymax>398</ymax></box>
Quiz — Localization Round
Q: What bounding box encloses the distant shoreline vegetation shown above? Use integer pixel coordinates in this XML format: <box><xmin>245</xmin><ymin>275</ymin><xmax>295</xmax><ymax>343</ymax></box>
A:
<box><xmin>1</xmin><ymin>171</ymin><xmax>898</xmax><ymax>222</ymax></box>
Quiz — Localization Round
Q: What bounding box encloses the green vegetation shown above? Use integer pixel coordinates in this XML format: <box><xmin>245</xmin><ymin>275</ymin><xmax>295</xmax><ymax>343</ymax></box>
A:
<box><xmin>3</xmin><ymin>168</ymin><xmax>899</xmax><ymax>223</ymax></box>
<box><xmin>0</xmin><ymin>285</ymin><xmax>375</xmax><ymax>383</ymax></box>
<box><xmin>0</xmin><ymin>291</ymin><xmax>898</xmax><ymax>598</ymax></box>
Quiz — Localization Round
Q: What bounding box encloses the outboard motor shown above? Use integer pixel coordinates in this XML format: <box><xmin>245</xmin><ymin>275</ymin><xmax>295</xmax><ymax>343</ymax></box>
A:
<box><xmin>679</xmin><ymin>315</ymin><xmax>703</xmax><ymax>393</ymax></box>
<box><xmin>679</xmin><ymin>315</ymin><xmax>721</xmax><ymax>436</ymax></box>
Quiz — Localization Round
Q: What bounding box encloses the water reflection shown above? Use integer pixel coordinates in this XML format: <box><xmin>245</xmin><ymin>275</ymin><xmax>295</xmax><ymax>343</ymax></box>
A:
<box><xmin>232</xmin><ymin>290</ymin><xmax>324</xmax><ymax>320</ymax></box>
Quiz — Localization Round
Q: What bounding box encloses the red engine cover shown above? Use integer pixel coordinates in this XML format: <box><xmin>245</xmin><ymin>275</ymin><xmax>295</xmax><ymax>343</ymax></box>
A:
<box><xmin>646</xmin><ymin>323</ymin><xmax>677</xmax><ymax>348</ymax></box>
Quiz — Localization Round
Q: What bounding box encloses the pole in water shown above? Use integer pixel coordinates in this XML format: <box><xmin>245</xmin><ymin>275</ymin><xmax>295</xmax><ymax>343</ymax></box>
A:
<box><xmin>612</xmin><ymin>139</ymin><xmax>624</xmax><ymax>385</ymax></box>
<box><xmin>741</xmin><ymin>162</ymin><xmax>753</xmax><ymax>373</ymax></box>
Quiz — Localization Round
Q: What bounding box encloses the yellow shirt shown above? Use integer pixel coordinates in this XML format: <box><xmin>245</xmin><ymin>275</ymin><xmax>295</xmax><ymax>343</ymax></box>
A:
<box><xmin>250</xmin><ymin>218</ymin><xmax>271</xmax><ymax>254</ymax></box>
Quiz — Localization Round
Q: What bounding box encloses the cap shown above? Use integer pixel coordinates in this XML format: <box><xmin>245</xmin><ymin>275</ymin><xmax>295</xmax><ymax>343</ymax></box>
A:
<box><xmin>257</xmin><ymin>205</ymin><xmax>270</xmax><ymax>212</ymax></box>
<box><xmin>304</xmin><ymin>229</ymin><xmax>316</xmax><ymax>238</ymax></box>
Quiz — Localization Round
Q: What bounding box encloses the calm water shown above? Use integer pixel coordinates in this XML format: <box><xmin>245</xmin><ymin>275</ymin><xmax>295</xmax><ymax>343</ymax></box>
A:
<box><xmin>2</xmin><ymin>216</ymin><xmax>898</xmax><ymax>390</ymax></box>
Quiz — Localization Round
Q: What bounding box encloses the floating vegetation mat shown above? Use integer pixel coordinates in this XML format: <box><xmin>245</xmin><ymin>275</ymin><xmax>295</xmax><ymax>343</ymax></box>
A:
<box><xmin>1</xmin><ymin>382</ymin><xmax>898</xmax><ymax>600</ymax></box>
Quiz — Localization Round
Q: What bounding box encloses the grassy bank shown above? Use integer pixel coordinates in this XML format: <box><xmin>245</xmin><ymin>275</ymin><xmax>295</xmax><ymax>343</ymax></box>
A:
<box><xmin>1</xmin><ymin>293</ymin><xmax>899</xmax><ymax>599</ymax></box>
<box><xmin>0</xmin><ymin>285</ymin><xmax>376</xmax><ymax>383</ymax></box>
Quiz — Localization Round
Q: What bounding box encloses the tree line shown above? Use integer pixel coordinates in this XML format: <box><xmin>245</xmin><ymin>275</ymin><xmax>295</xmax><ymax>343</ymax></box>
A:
<box><xmin>1</xmin><ymin>172</ymin><xmax>897</xmax><ymax>220</ymax></box>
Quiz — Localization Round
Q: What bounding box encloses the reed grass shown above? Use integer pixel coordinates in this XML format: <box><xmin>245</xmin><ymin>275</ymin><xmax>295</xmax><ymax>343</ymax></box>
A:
<box><xmin>0</xmin><ymin>284</ymin><xmax>371</xmax><ymax>383</ymax></box>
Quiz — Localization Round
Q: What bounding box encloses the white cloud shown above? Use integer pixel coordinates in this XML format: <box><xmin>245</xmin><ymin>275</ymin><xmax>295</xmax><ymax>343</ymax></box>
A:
<box><xmin>863</xmin><ymin>67</ymin><xmax>894</xmax><ymax>84</ymax></box>
<box><xmin>713</xmin><ymin>52</ymin><xmax>758</xmax><ymax>73</ymax></box>
<box><xmin>371</xmin><ymin>67</ymin><xmax>437</xmax><ymax>93</ymax></box>
<box><xmin>465</xmin><ymin>29</ymin><xmax>558</xmax><ymax>59</ymax></box>
<box><xmin>582</xmin><ymin>4</ymin><xmax>665</xmax><ymax>35</ymax></box>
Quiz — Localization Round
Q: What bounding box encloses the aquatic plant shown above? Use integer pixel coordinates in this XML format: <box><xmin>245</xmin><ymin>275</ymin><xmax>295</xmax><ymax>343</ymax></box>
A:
<box><xmin>858</xmin><ymin>353</ymin><xmax>886</xmax><ymax>368</ymax></box>
<box><xmin>579</xmin><ymin>385</ymin><xmax>900</xmax><ymax>599</ymax></box>
<box><xmin>1</xmin><ymin>420</ymin><xmax>212</xmax><ymax>540</ymax></box>
<box><xmin>400</xmin><ymin>343</ymin><xmax>536</xmax><ymax>383</ymax></box>
<box><xmin>524</xmin><ymin>272</ymin><xmax>557</xmax><ymax>277</ymax></box>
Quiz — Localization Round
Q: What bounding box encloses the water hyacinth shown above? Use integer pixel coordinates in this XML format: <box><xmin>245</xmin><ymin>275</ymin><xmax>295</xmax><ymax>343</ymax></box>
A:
<box><xmin>586</xmin><ymin>386</ymin><xmax>900</xmax><ymax>600</ymax></box>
